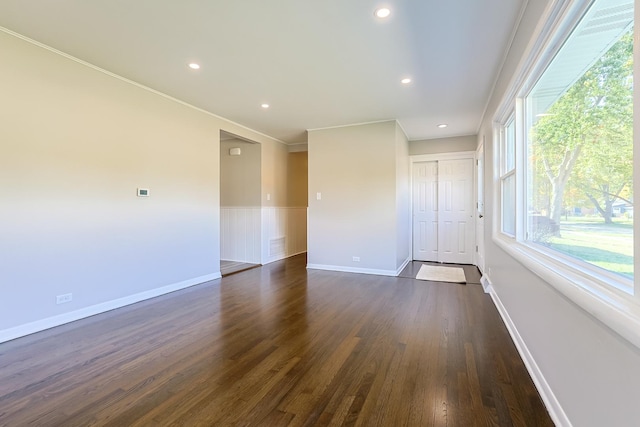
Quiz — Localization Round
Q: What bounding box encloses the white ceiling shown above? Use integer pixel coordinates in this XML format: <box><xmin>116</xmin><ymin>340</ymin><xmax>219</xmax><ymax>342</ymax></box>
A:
<box><xmin>0</xmin><ymin>0</ymin><xmax>525</xmax><ymax>144</ymax></box>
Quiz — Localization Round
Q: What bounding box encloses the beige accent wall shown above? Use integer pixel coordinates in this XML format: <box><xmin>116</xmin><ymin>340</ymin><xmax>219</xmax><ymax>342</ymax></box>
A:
<box><xmin>409</xmin><ymin>135</ymin><xmax>477</xmax><ymax>155</ymax></box>
<box><xmin>308</xmin><ymin>121</ymin><xmax>409</xmax><ymax>274</ymax></box>
<box><xmin>220</xmin><ymin>139</ymin><xmax>261</xmax><ymax>207</ymax></box>
<box><xmin>0</xmin><ymin>30</ymin><xmax>290</xmax><ymax>337</ymax></box>
<box><xmin>287</xmin><ymin>151</ymin><xmax>308</xmax><ymax>207</ymax></box>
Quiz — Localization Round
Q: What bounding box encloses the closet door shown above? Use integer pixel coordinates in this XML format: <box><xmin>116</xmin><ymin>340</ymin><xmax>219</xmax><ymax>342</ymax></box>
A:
<box><xmin>412</xmin><ymin>158</ymin><xmax>475</xmax><ymax>264</ymax></box>
<box><xmin>412</xmin><ymin>161</ymin><xmax>439</xmax><ymax>262</ymax></box>
<box><xmin>438</xmin><ymin>158</ymin><xmax>474</xmax><ymax>264</ymax></box>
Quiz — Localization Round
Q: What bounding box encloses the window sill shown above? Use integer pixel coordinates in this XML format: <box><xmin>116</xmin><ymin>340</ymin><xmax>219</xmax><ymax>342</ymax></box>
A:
<box><xmin>492</xmin><ymin>233</ymin><xmax>640</xmax><ymax>349</ymax></box>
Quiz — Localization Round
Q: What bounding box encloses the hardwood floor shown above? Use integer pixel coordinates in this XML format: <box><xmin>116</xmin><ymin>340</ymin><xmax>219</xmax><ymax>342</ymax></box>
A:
<box><xmin>220</xmin><ymin>260</ymin><xmax>260</xmax><ymax>277</ymax></box>
<box><xmin>0</xmin><ymin>254</ymin><xmax>552</xmax><ymax>426</ymax></box>
<box><xmin>399</xmin><ymin>261</ymin><xmax>482</xmax><ymax>284</ymax></box>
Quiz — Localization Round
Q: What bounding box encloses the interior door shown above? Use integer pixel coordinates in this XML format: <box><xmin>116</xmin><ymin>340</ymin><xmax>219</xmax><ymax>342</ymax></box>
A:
<box><xmin>412</xmin><ymin>161</ymin><xmax>438</xmax><ymax>262</ymax></box>
<box><xmin>437</xmin><ymin>158</ymin><xmax>475</xmax><ymax>264</ymax></box>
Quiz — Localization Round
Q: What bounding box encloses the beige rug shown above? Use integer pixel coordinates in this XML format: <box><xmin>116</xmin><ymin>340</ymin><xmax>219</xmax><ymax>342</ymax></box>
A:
<box><xmin>415</xmin><ymin>264</ymin><xmax>466</xmax><ymax>283</ymax></box>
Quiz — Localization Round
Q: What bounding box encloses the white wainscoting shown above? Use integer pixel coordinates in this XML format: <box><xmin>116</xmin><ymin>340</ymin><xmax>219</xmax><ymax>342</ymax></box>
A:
<box><xmin>220</xmin><ymin>207</ymin><xmax>262</xmax><ymax>264</ymax></box>
<box><xmin>262</xmin><ymin>207</ymin><xmax>308</xmax><ymax>264</ymax></box>
<box><xmin>221</xmin><ymin>207</ymin><xmax>307</xmax><ymax>265</ymax></box>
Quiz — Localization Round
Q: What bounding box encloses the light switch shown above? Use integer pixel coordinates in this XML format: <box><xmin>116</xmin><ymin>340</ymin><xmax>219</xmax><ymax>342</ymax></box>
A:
<box><xmin>267</xmin><ymin>193</ymin><xmax>271</xmax><ymax>201</ymax></box>
<box><xmin>316</xmin><ymin>192</ymin><xmax>322</xmax><ymax>200</ymax></box>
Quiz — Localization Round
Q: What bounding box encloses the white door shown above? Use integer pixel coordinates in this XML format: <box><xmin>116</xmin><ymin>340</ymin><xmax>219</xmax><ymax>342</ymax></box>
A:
<box><xmin>412</xmin><ymin>161</ymin><xmax>438</xmax><ymax>261</ymax></box>
<box><xmin>438</xmin><ymin>159</ymin><xmax>475</xmax><ymax>264</ymax></box>
<box><xmin>412</xmin><ymin>158</ymin><xmax>475</xmax><ymax>264</ymax></box>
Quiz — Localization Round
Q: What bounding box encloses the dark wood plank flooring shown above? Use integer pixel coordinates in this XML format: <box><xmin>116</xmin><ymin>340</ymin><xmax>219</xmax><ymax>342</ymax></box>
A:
<box><xmin>0</xmin><ymin>254</ymin><xmax>552</xmax><ymax>426</ymax></box>
<box><xmin>399</xmin><ymin>261</ymin><xmax>482</xmax><ymax>284</ymax></box>
<box><xmin>221</xmin><ymin>260</ymin><xmax>260</xmax><ymax>277</ymax></box>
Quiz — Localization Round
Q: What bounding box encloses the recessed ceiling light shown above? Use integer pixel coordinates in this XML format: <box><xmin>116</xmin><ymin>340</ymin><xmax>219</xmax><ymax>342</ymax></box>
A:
<box><xmin>437</xmin><ymin>124</ymin><xmax>448</xmax><ymax>128</ymax></box>
<box><xmin>401</xmin><ymin>78</ymin><xmax>412</xmax><ymax>84</ymax></box>
<box><xmin>375</xmin><ymin>7</ymin><xmax>391</xmax><ymax>18</ymax></box>
<box><xmin>188</xmin><ymin>63</ymin><xmax>200</xmax><ymax>70</ymax></box>
<box><xmin>261</xmin><ymin>103</ymin><xmax>270</xmax><ymax>109</ymax></box>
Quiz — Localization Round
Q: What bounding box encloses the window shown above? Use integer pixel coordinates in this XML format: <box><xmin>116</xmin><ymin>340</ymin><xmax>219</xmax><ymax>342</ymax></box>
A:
<box><xmin>493</xmin><ymin>0</ymin><xmax>640</xmax><ymax>349</ymax></box>
<box><xmin>501</xmin><ymin>118</ymin><xmax>516</xmax><ymax>236</ymax></box>
<box><xmin>525</xmin><ymin>0</ymin><xmax>633</xmax><ymax>281</ymax></box>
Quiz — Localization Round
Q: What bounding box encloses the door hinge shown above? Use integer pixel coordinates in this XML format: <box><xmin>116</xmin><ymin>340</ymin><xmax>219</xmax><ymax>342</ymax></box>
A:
<box><xmin>476</xmin><ymin>245</ymin><xmax>478</xmax><ymax>252</ymax></box>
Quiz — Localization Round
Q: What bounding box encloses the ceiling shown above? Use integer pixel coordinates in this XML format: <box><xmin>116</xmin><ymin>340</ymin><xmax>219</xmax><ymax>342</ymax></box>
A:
<box><xmin>0</xmin><ymin>0</ymin><xmax>525</xmax><ymax>144</ymax></box>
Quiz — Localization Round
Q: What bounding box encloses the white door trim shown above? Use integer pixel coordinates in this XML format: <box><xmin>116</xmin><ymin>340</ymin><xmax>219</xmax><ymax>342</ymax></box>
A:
<box><xmin>410</xmin><ymin>151</ymin><xmax>477</xmax><ymax>264</ymax></box>
<box><xmin>476</xmin><ymin>140</ymin><xmax>485</xmax><ymax>272</ymax></box>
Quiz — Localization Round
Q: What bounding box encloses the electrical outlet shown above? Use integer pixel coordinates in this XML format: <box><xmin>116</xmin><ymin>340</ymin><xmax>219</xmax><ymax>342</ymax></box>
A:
<box><xmin>56</xmin><ymin>293</ymin><xmax>73</xmax><ymax>304</ymax></box>
<box><xmin>352</xmin><ymin>256</ymin><xmax>360</xmax><ymax>262</ymax></box>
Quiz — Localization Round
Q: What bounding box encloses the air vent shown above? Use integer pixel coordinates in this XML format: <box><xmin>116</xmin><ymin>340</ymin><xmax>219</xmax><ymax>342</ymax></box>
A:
<box><xmin>269</xmin><ymin>237</ymin><xmax>286</xmax><ymax>257</ymax></box>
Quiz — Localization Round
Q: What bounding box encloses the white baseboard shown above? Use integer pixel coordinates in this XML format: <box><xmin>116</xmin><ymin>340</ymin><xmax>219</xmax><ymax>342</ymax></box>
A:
<box><xmin>486</xmin><ymin>279</ymin><xmax>571</xmax><ymax>427</ymax></box>
<box><xmin>306</xmin><ymin>263</ymin><xmax>399</xmax><ymax>277</ymax></box>
<box><xmin>0</xmin><ymin>272</ymin><xmax>221</xmax><ymax>344</ymax></box>
<box><xmin>396</xmin><ymin>257</ymin><xmax>411</xmax><ymax>276</ymax></box>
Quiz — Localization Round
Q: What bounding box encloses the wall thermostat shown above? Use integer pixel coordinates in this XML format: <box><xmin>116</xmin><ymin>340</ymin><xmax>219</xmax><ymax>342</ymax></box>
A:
<box><xmin>137</xmin><ymin>188</ymin><xmax>150</xmax><ymax>197</ymax></box>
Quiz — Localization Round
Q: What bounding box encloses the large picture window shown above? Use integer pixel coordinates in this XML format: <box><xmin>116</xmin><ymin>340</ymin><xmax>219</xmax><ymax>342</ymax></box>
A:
<box><xmin>525</xmin><ymin>0</ymin><xmax>633</xmax><ymax>280</ymax></box>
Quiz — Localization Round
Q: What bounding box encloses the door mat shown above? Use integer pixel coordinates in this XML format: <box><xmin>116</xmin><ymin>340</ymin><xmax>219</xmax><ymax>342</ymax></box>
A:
<box><xmin>415</xmin><ymin>264</ymin><xmax>466</xmax><ymax>283</ymax></box>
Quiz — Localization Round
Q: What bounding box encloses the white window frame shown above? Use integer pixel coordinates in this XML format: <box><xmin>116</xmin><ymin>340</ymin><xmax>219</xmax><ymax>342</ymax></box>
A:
<box><xmin>499</xmin><ymin>115</ymin><xmax>517</xmax><ymax>237</ymax></box>
<box><xmin>492</xmin><ymin>0</ymin><xmax>640</xmax><ymax>349</ymax></box>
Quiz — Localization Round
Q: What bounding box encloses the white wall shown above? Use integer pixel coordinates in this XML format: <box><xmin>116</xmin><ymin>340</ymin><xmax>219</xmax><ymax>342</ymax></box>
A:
<box><xmin>395</xmin><ymin>123</ymin><xmax>411</xmax><ymax>268</ymax></box>
<box><xmin>220</xmin><ymin>139</ymin><xmax>261</xmax><ymax>207</ymax></box>
<box><xmin>308</xmin><ymin>121</ymin><xmax>410</xmax><ymax>275</ymax></box>
<box><xmin>0</xmin><ymin>30</ymin><xmax>290</xmax><ymax>342</ymax></box>
<box><xmin>480</xmin><ymin>1</ymin><xmax>640</xmax><ymax>426</ymax></box>
<box><xmin>409</xmin><ymin>134</ymin><xmax>477</xmax><ymax>155</ymax></box>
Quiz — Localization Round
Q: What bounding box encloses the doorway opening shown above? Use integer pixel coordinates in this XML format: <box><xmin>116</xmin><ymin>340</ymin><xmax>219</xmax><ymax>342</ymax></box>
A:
<box><xmin>219</xmin><ymin>130</ymin><xmax>261</xmax><ymax>276</ymax></box>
